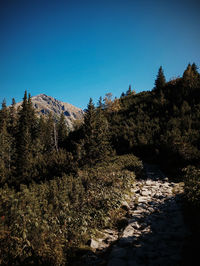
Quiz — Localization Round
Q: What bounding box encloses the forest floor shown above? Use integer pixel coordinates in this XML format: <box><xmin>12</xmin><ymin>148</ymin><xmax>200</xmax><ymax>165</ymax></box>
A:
<box><xmin>76</xmin><ymin>164</ymin><xmax>191</xmax><ymax>266</ymax></box>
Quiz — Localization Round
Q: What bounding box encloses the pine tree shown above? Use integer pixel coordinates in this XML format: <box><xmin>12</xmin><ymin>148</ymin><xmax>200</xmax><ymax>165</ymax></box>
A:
<box><xmin>183</xmin><ymin>63</ymin><xmax>200</xmax><ymax>88</ymax></box>
<box><xmin>191</xmin><ymin>63</ymin><xmax>198</xmax><ymax>75</ymax></box>
<box><xmin>0</xmin><ymin>100</ymin><xmax>12</xmax><ymax>185</ymax></box>
<box><xmin>103</xmin><ymin>93</ymin><xmax>113</xmax><ymax>112</ymax></box>
<box><xmin>15</xmin><ymin>91</ymin><xmax>35</xmax><ymax>184</ymax></box>
<box><xmin>37</xmin><ymin>116</ymin><xmax>46</xmax><ymax>149</ymax></box>
<box><xmin>57</xmin><ymin>112</ymin><xmax>68</xmax><ymax>149</ymax></box>
<box><xmin>27</xmin><ymin>93</ymin><xmax>38</xmax><ymax>139</ymax></box>
<box><xmin>0</xmin><ymin>120</ymin><xmax>11</xmax><ymax>185</ymax></box>
<box><xmin>183</xmin><ymin>64</ymin><xmax>192</xmax><ymax>86</ymax></box>
<box><xmin>126</xmin><ymin>85</ymin><xmax>132</xmax><ymax>95</ymax></box>
<box><xmin>44</xmin><ymin>112</ymin><xmax>57</xmax><ymax>152</ymax></box>
<box><xmin>8</xmin><ymin>98</ymin><xmax>17</xmax><ymax>178</ymax></box>
<box><xmin>95</xmin><ymin>97</ymin><xmax>112</xmax><ymax>160</ymax></box>
<box><xmin>8</xmin><ymin>98</ymin><xmax>17</xmax><ymax>133</ymax></box>
<box><xmin>0</xmin><ymin>99</ymin><xmax>8</xmax><ymax>128</ymax></box>
<box><xmin>120</xmin><ymin>92</ymin><xmax>125</xmax><ymax>98</ymax></box>
<box><xmin>82</xmin><ymin>98</ymin><xmax>97</xmax><ymax>165</ymax></box>
<box><xmin>82</xmin><ymin>98</ymin><xmax>112</xmax><ymax>165</ymax></box>
<box><xmin>154</xmin><ymin>66</ymin><xmax>166</xmax><ymax>91</ymax></box>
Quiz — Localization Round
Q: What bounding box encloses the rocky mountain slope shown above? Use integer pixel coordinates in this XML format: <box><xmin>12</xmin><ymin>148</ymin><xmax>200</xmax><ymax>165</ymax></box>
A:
<box><xmin>16</xmin><ymin>94</ymin><xmax>84</xmax><ymax>129</ymax></box>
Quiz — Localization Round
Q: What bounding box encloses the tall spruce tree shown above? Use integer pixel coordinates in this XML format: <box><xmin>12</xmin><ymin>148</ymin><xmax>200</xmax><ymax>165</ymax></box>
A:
<box><xmin>0</xmin><ymin>99</ymin><xmax>8</xmax><ymax>128</ymax></box>
<box><xmin>191</xmin><ymin>63</ymin><xmax>198</xmax><ymax>75</ymax></box>
<box><xmin>15</xmin><ymin>91</ymin><xmax>35</xmax><ymax>184</ymax></box>
<box><xmin>0</xmin><ymin>100</ymin><xmax>12</xmax><ymax>185</ymax></box>
<box><xmin>183</xmin><ymin>63</ymin><xmax>200</xmax><ymax>88</ymax></box>
<box><xmin>8</xmin><ymin>98</ymin><xmax>17</xmax><ymax>134</ymax></box>
<box><xmin>82</xmin><ymin>98</ymin><xmax>112</xmax><ymax>165</ymax></box>
<box><xmin>83</xmin><ymin>98</ymin><xmax>97</xmax><ymax>165</ymax></box>
<box><xmin>8</xmin><ymin>98</ymin><xmax>17</xmax><ymax>179</ymax></box>
<box><xmin>0</xmin><ymin>121</ymin><xmax>11</xmax><ymax>185</ymax></box>
<box><xmin>37</xmin><ymin>116</ymin><xmax>46</xmax><ymax>150</ymax></box>
<box><xmin>44</xmin><ymin>112</ymin><xmax>57</xmax><ymax>152</ymax></box>
<box><xmin>154</xmin><ymin>66</ymin><xmax>166</xmax><ymax>91</ymax></box>
<box><xmin>183</xmin><ymin>64</ymin><xmax>192</xmax><ymax>87</ymax></box>
<box><xmin>57</xmin><ymin>112</ymin><xmax>68</xmax><ymax>149</ymax></box>
<box><xmin>27</xmin><ymin>93</ymin><xmax>38</xmax><ymax>140</ymax></box>
<box><xmin>126</xmin><ymin>85</ymin><xmax>132</xmax><ymax>95</ymax></box>
<box><xmin>95</xmin><ymin>97</ymin><xmax>112</xmax><ymax>160</ymax></box>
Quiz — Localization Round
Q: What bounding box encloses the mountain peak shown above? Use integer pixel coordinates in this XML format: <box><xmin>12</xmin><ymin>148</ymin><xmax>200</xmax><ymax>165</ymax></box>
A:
<box><xmin>17</xmin><ymin>94</ymin><xmax>84</xmax><ymax>129</ymax></box>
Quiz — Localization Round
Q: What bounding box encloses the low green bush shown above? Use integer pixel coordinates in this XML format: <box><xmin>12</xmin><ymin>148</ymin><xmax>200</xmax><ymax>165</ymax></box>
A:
<box><xmin>0</xmin><ymin>154</ymin><xmax>142</xmax><ymax>265</ymax></box>
<box><xmin>182</xmin><ymin>166</ymin><xmax>200</xmax><ymax>264</ymax></box>
<box><xmin>184</xmin><ymin>166</ymin><xmax>200</xmax><ymax>209</ymax></box>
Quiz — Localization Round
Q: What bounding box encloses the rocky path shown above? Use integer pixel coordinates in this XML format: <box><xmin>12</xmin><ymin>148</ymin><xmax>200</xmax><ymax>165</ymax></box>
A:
<box><xmin>79</xmin><ymin>164</ymin><xmax>190</xmax><ymax>266</ymax></box>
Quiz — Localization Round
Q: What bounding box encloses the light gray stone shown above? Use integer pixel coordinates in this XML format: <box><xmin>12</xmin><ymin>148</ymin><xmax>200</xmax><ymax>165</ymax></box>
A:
<box><xmin>122</xmin><ymin>225</ymin><xmax>135</xmax><ymax>238</ymax></box>
<box><xmin>92</xmin><ymin>165</ymin><xmax>191</xmax><ymax>266</ymax></box>
<box><xmin>137</xmin><ymin>196</ymin><xmax>147</xmax><ymax>203</ymax></box>
<box><xmin>141</xmin><ymin>190</ymin><xmax>150</xmax><ymax>196</ymax></box>
<box><xmin>90</xmin><ymin>239</ymin><xmax>99</xmax><ymax>249</ymax></box>
<box><xmin>104</xmin><ymin>228</ymin><xmax>117</xmax><ymax>235</ymax></box>
<box><xmin>130</xmin><ymin>221</ymin><xmax>140</xmax><ymax>229</ymax></box>
<box><xmin>146</xmin><ymin>180</ymin><xmax>153</xmax><ymax>186</ymax></box>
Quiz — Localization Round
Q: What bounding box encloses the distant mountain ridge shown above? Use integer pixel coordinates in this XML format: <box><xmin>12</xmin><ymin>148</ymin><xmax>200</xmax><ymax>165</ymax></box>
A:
<box><xmin>16</xmin><ymin>94</ymin><xmax>84</xmax><ymax>129</ymax></box>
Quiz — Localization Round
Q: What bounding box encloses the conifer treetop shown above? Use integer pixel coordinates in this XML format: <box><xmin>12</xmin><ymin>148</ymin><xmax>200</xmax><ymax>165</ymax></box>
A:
<box><xmin>154</xmin><ymin>66</ymin><xmax>166</xmax><ymax>90</ymax></box>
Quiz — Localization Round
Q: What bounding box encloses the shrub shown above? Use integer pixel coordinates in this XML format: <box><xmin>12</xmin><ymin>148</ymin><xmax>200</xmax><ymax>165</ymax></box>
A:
<box><xmin>184</xmin><ymin>166</ymin><xmax>200</xmax><ymax>209</ymax></box>
<box><xmin>0</xmin><ymin>154</ymin><xmax>143</xmax><ymax>265</ymax></box>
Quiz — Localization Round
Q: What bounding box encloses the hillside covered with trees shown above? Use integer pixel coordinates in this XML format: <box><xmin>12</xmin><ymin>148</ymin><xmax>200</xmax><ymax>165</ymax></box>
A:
<box><xmin>0</xmin><ymin>63</ymin><xmax>200</xmax><ymax>265</ymax></box>
<box><xmin>110</xmin><ymin>63</ymin><xmax>200</xmax><ymax>172</ymax></box>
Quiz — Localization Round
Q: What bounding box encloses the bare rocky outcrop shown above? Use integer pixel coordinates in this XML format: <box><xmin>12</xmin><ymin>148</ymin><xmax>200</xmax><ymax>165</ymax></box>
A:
<box><xmin>15</xmin><ymin>94</ymin><xmax>84</xmax><ymax>129</ymax></box>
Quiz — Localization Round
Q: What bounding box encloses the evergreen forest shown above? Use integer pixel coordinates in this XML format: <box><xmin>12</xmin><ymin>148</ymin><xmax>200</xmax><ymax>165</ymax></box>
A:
<box><xmin>0</xmin><ymin>63</ymin><xmax>200</xmax><ymax>265</ymax></box>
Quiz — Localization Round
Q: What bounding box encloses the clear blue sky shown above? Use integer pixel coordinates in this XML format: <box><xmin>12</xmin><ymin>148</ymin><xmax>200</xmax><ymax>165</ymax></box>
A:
<box><xmin>0</xmin><ymin>0</ymin><xmax>199</xmax><ymax>109</ymax></box>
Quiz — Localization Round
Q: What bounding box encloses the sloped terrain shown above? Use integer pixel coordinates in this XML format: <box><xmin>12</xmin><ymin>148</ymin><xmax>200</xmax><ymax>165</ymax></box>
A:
<box><xmin>107</xmin><ymin>165</ymin><xmax>188</xmax><ymax>266</ymax></box>
<box><xmin>16</xmin><ymin>94</ymin><xmax>84</xmax><ymax>128</ymax></box>
<box><xmin>79</xmin><ymin>165</ymin><xmax>189</xmax><ymax>266</ymax></box>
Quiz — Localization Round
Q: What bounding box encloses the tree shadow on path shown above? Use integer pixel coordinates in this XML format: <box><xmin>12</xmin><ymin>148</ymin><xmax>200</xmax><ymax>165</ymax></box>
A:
<box><xmin>71</xmin><ymin>192</ymin><xmax>191</xmax><ymax>266</ymax></box>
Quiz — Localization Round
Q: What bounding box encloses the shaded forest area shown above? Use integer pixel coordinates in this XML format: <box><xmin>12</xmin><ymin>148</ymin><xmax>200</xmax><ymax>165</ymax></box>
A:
<box><xmin>0</xmin><ymin>63</ymin><xmax>200</xmax><ymax>264</ymax></box>
<box><xmin>110</xmin><ymin>64</ymin><xmax>200</xmax><ymax>172</ymax></box>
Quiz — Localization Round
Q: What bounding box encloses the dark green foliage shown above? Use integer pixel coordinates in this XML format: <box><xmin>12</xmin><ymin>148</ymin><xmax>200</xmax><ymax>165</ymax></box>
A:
<box><xmin>82</xmin><ymin>98</ymin><xmax>97</xmax><ymax>165</ymax></box>
<box><xmin>0</xmin><ymin>92</ymin><xmax>142</xmax><ymax>266</ymax></box>
<box><xmin>80</xmin><ymin>97</ymin><xmax>112</xmax><ymax>166</ymax></box>
<box><xmin>184</xmin><ymin>166</ymin><xmax>200</xmax><ymax>209</ymax></box>
<box><xmin>0</xmin><ymin>99</ymin><xmax>8</xmax><ymax>128</ymax></box>
<box><xmin>125</xmin><ymin>85</ymin><xmax>136</xmax><ymax>96</ymax></box>
<box><xmin>0</xmin><ymin>100</ymin><xmax>13</xmax><ymax>185</ymax></box>
<box><xmin>94</xmin><ymin>97</ymin><xmax>112</xmax><ymax>160</ymax></box>
<box><xmin>121</xmin><ymin>92</ymin><xmax>125</xmax><ymax>98</ymax></box>
<box><xmin>0</xmin><ymin>62</ymin><xmax>200</xmax><ymax>264</ymax></box>
<box><xmin>154</xmin><ymin>66</ymin><xmax>166</xmax><ymax>91</ymax></box>
<box><xmin>109</xmin><ymin>63</ymin><xmax>200</xmax><ymax>174</ymax></box>
<box><xmin>8</xmin><ymin>98</ymin><xmax>17</xmax><ymax>136</ymax></box>
<box><xmin>45</xmin><ymin>112</ymin><xmax>58</xmax><ymax>152</ymax></box>
<box><xmin>126</xmin><ymin>85</ymin><xmax>132</xmax><ymax>95</ymax></box>
<box><xmin>0</xmin><ymin>117</ymin><xmax>12</xmax><ymax>184</ymax></box>
<box><xmin>0</xmin><ymin>91</ymin><xmax>77</xmax><ymax>186</ymax></box>
<box><xmin>183</xmin><ymin>165</ymin><xmax>200</xmax><ymax>246</ymax></box>
<box><xmin>0</xmin><ymin>154</ymin><xmax>142</xmax><ymax>265</ymax></box>
<box><xmin>57</xmin><ymin>112</ymin><xmax>68</xmax><ymax>148</ymax></box>
<box><xmin>182</xmin><ymin>63</ymin><xmax>200</xmax><ymax>88</ymax></box>
<box><xmin>182</xmin><ymin>165</ymin><xmax>200</xmax><ymax>264</ymax></box>
<box><xmin>15</xmin><ymin>91</ymin><xmax>38</xmax><ymax>184</ymax></box>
